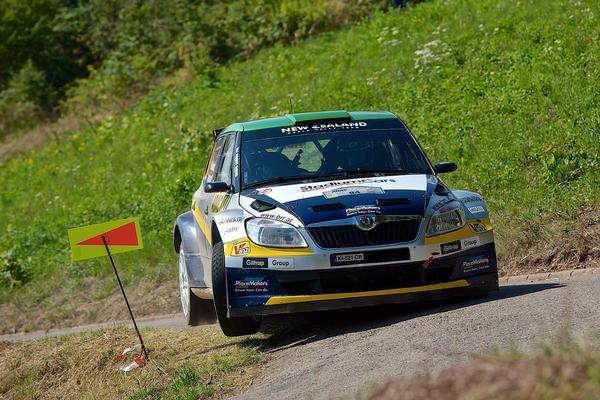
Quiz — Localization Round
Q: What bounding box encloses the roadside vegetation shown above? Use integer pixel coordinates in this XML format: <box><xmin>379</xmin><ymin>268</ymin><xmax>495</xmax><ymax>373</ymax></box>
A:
<box><xmin>369</xmin><ymin>335</ymin><xmax>600</xmax><ymax>400</ymax></box>
<box><xmin>1</xmin><ymin>0</ymin><xmax>599</xmax><ymax>333</ymax></box>
<box><xmin>0</xmin><ymin>326</ymin><xmax>265</xmax><ymax>399</ymax></box>
<box><xmin>0</xmin><ymin>0</ymin><xmax>387</xmax><ymax>141</ymax></box>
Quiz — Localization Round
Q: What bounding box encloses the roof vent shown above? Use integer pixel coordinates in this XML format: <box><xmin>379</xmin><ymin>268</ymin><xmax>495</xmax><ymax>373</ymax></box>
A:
<box><xmin>286</xmin><ymin>110</ymin><xmax>351</xmax><ymax>126</ymax></box>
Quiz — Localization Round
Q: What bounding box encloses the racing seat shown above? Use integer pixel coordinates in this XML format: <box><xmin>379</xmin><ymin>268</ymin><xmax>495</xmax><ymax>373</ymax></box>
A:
<box><xmin>252</xmin><ymin>151</ymin><xmax>294</xmax><ymax>181</ymax></box>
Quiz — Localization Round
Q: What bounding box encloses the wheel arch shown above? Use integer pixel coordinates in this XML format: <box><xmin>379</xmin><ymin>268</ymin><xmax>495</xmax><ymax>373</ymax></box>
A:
<box><xmin>174</xmin><ymin>211</ymin><xmax>203</xmax><ymax>255</ymax></box>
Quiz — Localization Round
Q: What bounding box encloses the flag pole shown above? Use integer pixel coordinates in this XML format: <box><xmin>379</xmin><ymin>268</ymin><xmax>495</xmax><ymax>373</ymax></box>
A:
<box><xmin>102</xmin><ymin>236</ymin><xmax>148</xmax><ymax>360</ymax></box>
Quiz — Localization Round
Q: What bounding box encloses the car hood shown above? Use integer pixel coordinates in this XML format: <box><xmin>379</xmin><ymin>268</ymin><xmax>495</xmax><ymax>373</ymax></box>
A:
<box><xmin>242</xmin><ymin>174</ymin><xmax>432</xmax><ymax>226</ymax></box>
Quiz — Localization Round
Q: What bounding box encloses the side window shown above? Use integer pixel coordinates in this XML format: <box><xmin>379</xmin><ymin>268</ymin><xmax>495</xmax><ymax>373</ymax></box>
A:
<box><xmin>205</xmin><ymin>135</ymin><xmax>227</xmax><ymax>183</ymax></box>
<box><xmin>214</xmin><ymin>134</ymin><xmax>235</xmax><ymax>184</ymax></box>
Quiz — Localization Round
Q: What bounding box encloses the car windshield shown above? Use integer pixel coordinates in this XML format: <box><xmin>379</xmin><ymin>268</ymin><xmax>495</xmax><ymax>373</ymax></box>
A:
<box><xmin>240</xmin><ymin>129</ymin><xmax>432</xmax><ymax>188</ymax></box>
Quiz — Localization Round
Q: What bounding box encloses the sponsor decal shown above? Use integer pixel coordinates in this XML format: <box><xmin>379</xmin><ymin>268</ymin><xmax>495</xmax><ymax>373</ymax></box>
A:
<box><xmin>242</xmin><ymin>257</ymin><xmax>268</xmax><ymax>269</ymax></box>
<box><xmin>248</xmin><ymin>188</ymin><xmax>273</xmax><ymax>196</ymax></box>
<box><xmin>233</xmin><ymin>241</ymin><xmax>250</xmax><ymax>255</ymax></box>
<box><xmin>461</xmin><ymin>255</ymin><xmax>491</xmax><ymax>273</ymax></box>
<box><xmin>468</xmin><ymin>205</ymin><xmax>485</xmax><ymax>214</ymax></box>
<box><xmin>270</xmin><ymin>258</ymin><xmax>294</xmax><ymax>269</ymax></box>
<box><xmin>223</xmin><ymin>226</ymin><xmax>239</xmax><ymax>235</ymax></box>
<box><xmin>331</xmin><ymin>252</ymin><xmax>365</xmax><ymax>266</ymax></box>
<box><xmin>300</xmin><ymin>178</ymin><xmax>396</xmax><ymax>193</ymax></box>
<box><xmin>281</xmin><ymin>121</ymin><xmax>368</xmax><ymax>134</ymax></box>
<box><xmin>221</xmin><ymin>216</ymin><xmax>243</xmax><ymax>224</ymax></box>
<box><xmin>441</xmin><ymin>240</ymin><xmax>461</xmax><ymax>255</ymax></box>
<box><xmin>323</xmin><ymin>186</ymin><xmax>384</xmax><ymax>199</ymax></box>
<box><xmin>461</xmin><ymin>195</ymin><xmax>483</xmax><ymax>204</ymax></box>
<box><xmin>234</xmin><ymin>278</ymin><xmax>269</xmax><ymax>293</ymax></box>
<box><xmin>461</xmin><ymin>236</ymin><xmax>481</xmax><ymax>249</ymax></box>
<box><xmin>233</xmin><ymin>149</ymin><xmax>239</xmax><ymax>178</ymax></box>
<box><xmin>469</xmin><ymin>222</ymin><xmax>487</xmax><ymax>233</ymax></box>
<box><xmin>259</xmin><ymin>213</ymin><xmax>293</xmax><ymax>224</ymax></box>
<box><xmin>431</xmin><ymin>199</ymin><xmax>450</xmax><ymax>211</ymax></box>
<box><xmin>346</xmin><ymin>205</ymin><xmax>381</xmax><ymax>216</ymax></box>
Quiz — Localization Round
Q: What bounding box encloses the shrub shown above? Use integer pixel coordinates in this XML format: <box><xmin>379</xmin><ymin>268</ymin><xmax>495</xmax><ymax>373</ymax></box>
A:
<box><xmin>0</xmin><ymin>249</ymin><xmax>31</xmax><ymax>288</ymax></box>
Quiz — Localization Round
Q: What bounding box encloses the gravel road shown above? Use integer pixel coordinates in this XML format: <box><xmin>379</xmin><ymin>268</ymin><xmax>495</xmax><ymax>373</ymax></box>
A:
<box><xmin>3</xmin><ymin>271</ymin><xmax>599</xmax><ymax>400</ymax></box>
<box><xmin>231</xmin><ymin>271</ymin><xmax>600</xmax><ymax>400</ymax></box>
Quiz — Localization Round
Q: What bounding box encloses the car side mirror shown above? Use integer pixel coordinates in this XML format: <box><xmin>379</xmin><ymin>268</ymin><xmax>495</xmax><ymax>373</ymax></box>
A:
<box><xmin>434</xmin><ymin>162</ymin><xmax>457</xmax><ymax>174</ymax></box>
<box><xmin>204</xmin><ymin>181</ymin><xmax>231</xmax><ymax>193</ymax></box>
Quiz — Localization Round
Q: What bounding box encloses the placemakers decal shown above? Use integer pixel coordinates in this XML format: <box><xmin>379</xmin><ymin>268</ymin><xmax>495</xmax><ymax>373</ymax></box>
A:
<box><xmin>346</xmin><ymin>205</ymin><xmax>381</xmax><ymax>216</ymax></box>
<box><xmin>300</xmin><ymin>178</ymin><xmax>396</xmax><ymax>193</ymax></box>
<box><xmin>461</xmin><ymin>255</ymin><xmax>492</xmax><ymax>274</ymax></box>
<box><xmin>281</xmin><ymin>121</ymin><xmax>368</xmax><ymax>134</ymax></box>
<box><xmin>234</xmin><ymin>278</ymin><xmax>269</xmax><ymax>294</ymax></box>
<box><xmin>233</xmin><ymin>241</ymin><xmax>251</xmax><ymax>255</ymax></box>
<box><xmin>323</xmin><ymin>186</ymin><xmax>384</xmax><ymax>199</ymax></box>
<box><xmin>468</xmin><ymin>205</ymin><xmax>485</xmax><ymax>214</ymax></box>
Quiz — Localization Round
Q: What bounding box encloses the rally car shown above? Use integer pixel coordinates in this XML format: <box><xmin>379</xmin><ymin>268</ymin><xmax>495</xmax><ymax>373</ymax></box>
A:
<box><xmin>173</xmin><ymin>110</ymin><xmax>498</xmax><ymax>336</ymax></box>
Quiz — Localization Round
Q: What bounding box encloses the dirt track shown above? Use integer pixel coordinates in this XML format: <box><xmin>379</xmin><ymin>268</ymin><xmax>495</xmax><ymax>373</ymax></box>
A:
<box><xmin>3</xmin><ymin>271</ymin><xmax>600</xmax><ymax>400</ymax></box>
<box><xmin>232</xmin><ymin>271</ymin><xmax>600</xmax><ymax>400</ymax></box>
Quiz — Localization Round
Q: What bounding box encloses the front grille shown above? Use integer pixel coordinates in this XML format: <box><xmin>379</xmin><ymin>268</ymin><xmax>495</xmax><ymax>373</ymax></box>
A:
<box><xmin>278</xmin><ymin>263</ymin><xmax>455</xmax><ymax>295</ymax></box>
<box><xmin>307</xmin><ymin>219</ymin><xmax>422</xmax><ymax>248</ymax></box>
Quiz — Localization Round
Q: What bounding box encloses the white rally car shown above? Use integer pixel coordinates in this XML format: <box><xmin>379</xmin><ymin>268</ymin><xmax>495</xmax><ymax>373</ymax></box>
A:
<box><xmin>173</xmin><ymin>110</ymin><xmax>498</xmax><ymax>336</ymax></box>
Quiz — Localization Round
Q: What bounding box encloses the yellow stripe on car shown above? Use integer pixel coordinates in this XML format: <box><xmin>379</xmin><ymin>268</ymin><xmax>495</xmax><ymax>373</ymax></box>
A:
<box><xmin>193</xmin><ymin>207</ymin><xmax>212</xmax><ymax>245</ymax></box>
<box><xmin>265</xmin><ymin>279</ymin><xmax>470</xmax><ymax>305</ymax></box>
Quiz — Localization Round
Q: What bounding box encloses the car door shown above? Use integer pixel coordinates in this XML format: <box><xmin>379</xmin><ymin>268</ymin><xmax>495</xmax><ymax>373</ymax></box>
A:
<box><xmin>194</xmin><ymin>133</ymin><xmax>236</xmax><ymax>262</ymax></box>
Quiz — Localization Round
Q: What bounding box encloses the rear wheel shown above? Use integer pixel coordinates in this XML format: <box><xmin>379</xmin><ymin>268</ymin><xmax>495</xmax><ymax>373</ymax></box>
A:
<box><xmin>179</xmin><ymin>249</ymin><xmax>216</xmax><ymax>325</ymax></box>
<box><xmin>212</xmin><ymin>241</ymin><xmax>261</xmax><ymax>336</ymax></box>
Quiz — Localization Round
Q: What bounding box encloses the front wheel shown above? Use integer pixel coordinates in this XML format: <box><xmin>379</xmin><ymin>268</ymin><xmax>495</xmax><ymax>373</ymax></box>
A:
<box><xmin>212</xmin><ymin>241</ymin><xmax>261</xmax><ymax>336</ymax></box>
<box><xmin>179</xmin><ymin>249</ymin><xmax>216</xmax><ymax>325</ymax></box>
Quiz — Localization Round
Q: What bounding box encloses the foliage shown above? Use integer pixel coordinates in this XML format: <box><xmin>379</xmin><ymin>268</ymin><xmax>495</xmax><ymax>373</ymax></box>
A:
<box><xmin>0</xmin><ymin>249</ymin><xmax>30</xmax><ymax>288</ymax></box>
<box><xmin>0</xmin><ymin>0</ymin><xmax>387</xmax><ymax>137</ymax></box>
<box><xmin>0</xmin><ymin>0</ymin><xmax>598</xmax><ymax>305</ymax></box>
<box><xmin>0</xmin><ymin>60</ymin><xmax>53</xmax><ymax>134</ymax></box>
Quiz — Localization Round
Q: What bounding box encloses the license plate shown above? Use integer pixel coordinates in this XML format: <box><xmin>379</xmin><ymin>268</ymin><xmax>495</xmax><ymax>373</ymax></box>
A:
<box><xmin>331</xmin><ymin>252</ymin><xmax>365</xmax><ymax>266</ymax></box>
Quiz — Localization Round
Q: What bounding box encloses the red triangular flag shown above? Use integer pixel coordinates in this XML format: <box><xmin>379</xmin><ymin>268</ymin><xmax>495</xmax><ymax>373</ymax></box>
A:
<box><xmin>77</xmin><ymin>221</ymin><xmax>139</xmax><ymax>246</ymax></box>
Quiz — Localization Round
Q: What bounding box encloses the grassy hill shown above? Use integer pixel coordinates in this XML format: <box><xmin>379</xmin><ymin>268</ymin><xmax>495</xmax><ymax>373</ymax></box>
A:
<box><xmin>1</xmin><ymin>0</ymin><xmax>599</xmax><ymax>332</ymax></box>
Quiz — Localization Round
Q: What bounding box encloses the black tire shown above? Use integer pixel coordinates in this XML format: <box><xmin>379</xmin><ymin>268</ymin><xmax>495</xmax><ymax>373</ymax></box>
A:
<box><xmin>212</xmin><ymin>241</ymin><xmax>261</xmax><ymax>336</ymax></box>
<box><xmin>178</xmin><ymin>248</ymin><xmax>216</xmax><ymax>326</ymax></box>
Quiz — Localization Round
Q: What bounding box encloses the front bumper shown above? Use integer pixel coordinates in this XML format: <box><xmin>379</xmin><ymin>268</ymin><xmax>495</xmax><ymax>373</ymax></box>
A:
<box><xmin>226</xmin><ymin>242</ymin><xmax>499</xmax><ymax>317</ymax></box>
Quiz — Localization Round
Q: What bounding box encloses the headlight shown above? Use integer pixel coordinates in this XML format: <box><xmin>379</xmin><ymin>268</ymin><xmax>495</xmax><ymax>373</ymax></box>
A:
<box><xmin>246</xmin><ymin>218</ymin><xmax>308</xmax><ymax>248</ymax></box>
<box><xmin>426</xmin><ymin>200</ymin><xmax>465</xmax><ymax>236</ymax></box>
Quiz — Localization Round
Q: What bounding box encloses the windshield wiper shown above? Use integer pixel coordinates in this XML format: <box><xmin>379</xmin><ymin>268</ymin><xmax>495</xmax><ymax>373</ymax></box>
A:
<box><xmin>243</xmin><ymin>175</ymin><xmax>310</xmax><ymax>190</ymax></box>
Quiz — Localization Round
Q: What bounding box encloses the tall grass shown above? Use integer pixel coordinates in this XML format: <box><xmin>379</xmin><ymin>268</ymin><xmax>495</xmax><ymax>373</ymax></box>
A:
<box><xmin>1</xmin><ymin>0</ymin><xmax>598</xmax><ymax>301</ymax></box>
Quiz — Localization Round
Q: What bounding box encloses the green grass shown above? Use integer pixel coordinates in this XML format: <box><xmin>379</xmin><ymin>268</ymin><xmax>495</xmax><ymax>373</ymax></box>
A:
<box><xmin>0</xmin><ymin>326</ymin><xmax>264</xmax><ymax>399</ymax></box>
<box><xmin>1</xmin><ymin>0</ymin><xmax>599</xmax><ymax>319</ymax></box>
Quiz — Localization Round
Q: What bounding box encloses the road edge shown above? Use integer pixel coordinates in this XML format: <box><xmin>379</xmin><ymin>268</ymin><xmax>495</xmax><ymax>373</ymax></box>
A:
<box><xmin>499</xmin><ymin>267</ymin><xmax>600</xmax><ymax>284</ymax></box>
<box><xmin>2</xmin><ymin>268</ymin><xmax>599</xmax><ymax>342</ymax></box>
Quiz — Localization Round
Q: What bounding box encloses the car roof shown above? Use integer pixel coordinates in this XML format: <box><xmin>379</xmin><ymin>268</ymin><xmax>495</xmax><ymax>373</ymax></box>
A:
<box><xmin>221</xmin><ymin>110</ymin><xmax>398</xmax><ymax>134</ymax></box>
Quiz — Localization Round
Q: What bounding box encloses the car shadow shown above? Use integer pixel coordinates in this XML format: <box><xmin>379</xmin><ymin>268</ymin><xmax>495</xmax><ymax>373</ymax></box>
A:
<box><xmin>245</xmin><ymin>282</ymin><xmax>564</xmax><ymax>352</ymax></box>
